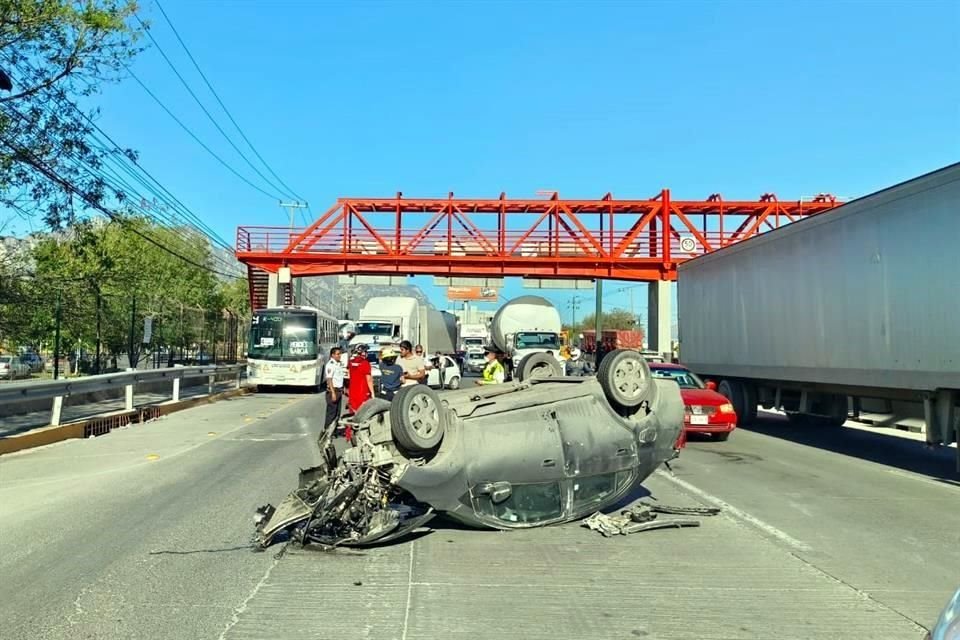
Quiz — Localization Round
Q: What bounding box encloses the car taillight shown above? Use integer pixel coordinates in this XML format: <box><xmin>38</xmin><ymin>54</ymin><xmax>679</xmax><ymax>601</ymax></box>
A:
<box><xmin>718</xmin><ymin>403</ymin><xmax>734</xmax><ymax>414</ymax></box>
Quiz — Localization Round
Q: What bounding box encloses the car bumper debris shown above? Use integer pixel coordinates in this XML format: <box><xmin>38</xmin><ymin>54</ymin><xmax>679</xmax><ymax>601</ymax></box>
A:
<box><xmin>582</xmin><ymin>502</ymin><xmax>721</xmax><ymax>537</ymax></box>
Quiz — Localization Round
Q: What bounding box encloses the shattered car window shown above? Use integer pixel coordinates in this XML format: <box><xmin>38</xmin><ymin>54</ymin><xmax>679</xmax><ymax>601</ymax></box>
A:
<box><xmin>573</xmin><ymin>473</ymin><xmax>617</xmax><ymax>510</ymax></box>
<box><xmin>485</xmin><ymin>482</ymin><xmax>563</xmax><ymax>524</ymax></box>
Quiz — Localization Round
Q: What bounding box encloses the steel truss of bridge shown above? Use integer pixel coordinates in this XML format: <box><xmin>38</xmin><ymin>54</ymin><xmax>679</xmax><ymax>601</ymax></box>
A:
<box><xmin>236</xmin><ymin>189</ymin><xmax>838</xmax><ymax>282</ymax></box>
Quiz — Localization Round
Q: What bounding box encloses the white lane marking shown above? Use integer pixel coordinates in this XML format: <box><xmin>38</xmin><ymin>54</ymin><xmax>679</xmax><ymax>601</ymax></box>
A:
<box><xmin>655</xmin><ymin>470</ymin><xmax>811</xmax><ymax>552</ymax></box>
<box><xmin>400</xmin><ymin>541</ymin><xmax>415</xmax><ymax>640</ymax></box>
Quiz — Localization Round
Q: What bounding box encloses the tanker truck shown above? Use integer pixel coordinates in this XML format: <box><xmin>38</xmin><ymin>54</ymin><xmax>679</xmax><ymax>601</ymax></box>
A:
<box><xmin>490</xmin><ymin>295</ymin><xmax>566</xmax><ymax>381</ymax></box>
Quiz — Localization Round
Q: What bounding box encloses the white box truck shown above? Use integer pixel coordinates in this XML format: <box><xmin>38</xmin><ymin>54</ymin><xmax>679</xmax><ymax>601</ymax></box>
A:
<box><xmin>350</xmin><ymin>297</ymin><xmax>420</xmax><ymax>350</ymax></box>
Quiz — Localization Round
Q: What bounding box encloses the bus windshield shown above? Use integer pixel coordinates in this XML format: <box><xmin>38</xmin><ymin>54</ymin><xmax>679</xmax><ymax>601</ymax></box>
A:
<box><xmin>353</xmin><ymin>321</ymin><xmax>395</xmax><ymax>337</ymax></box>
<box><xmin>249</xmin><ymin>311</ymin><xmax>318</xmax><ymax>361</ymax></box>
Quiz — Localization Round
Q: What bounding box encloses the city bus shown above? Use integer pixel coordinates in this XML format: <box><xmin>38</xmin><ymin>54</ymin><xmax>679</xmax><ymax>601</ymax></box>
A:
<box><xmin>247</xmin><ymin>305</ymin><xmax>340</xmax><ymax>389</ymax></box>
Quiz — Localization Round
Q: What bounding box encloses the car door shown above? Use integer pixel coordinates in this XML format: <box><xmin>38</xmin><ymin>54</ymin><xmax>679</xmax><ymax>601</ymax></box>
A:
<box><xmin>440</xmin><ymin>356</ymin><xmax>458</xmax><ymax>386</ymax></box>
<box><xmin>459</xmin><ymin>403</ymin><xmax>569</xmax><ymax>528</ymax></box>
<box><xmin>551</xmin><ymin>392</ymin><xmax>641</xmax><ymax>518</ymax></box>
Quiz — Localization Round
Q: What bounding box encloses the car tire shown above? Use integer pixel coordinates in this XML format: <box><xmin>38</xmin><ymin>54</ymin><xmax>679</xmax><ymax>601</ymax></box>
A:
<box><xmin>390</xmin><ymin>385</ymin><xmax>447</xmax><ymax>454</ymax></box>
<box><xmin>446</xmin><ymin>375</ymin><xmax>461</xmax><ymax>390</ymax></box>
<box><xmin>354</xmin><ymin>398</ymin><xmax>392</xmax><ymax>423</ymax></box>
<box><xmin>718</xmin><ymin>380</ymin><xmax>747</xmax><ymax>420</ymax></box>
<box><xmin>597</xmin><ymin>349</ymin><xmax>651</xmax><ymax>412</ymax></box>
<box><xmin>516</xmin><ymin>353</ymin><xmax>563</xmax><ymax>382</ymax></box>
<box><xmin>715</xmin><ymin>432</ymin><xmax>731</xmax><ymax>442</ymax></box>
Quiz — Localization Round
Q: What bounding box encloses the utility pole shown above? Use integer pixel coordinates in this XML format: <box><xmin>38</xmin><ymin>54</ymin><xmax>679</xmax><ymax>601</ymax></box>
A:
<box><xmin>53</xmin><ymin>289</ymin><xmax>62</xmax><ymax>380</ymax></box>
<box><xmin>617</xmin><ymin>284</ymin><xmax>640</xmax><ymax>326</ymax></box>
<box><xmin>128</xmin><ymin>294</ymin><xmax>137</xmax><ymax>370</ymax></box>
<box><xmin>566</xmin><ymin>295</ymin><xmax>582</xmax><ymax>328</ymax></box>
<box><xmin>279</xmin><ymin>201</ymin><xmax>308</xmax><ymax>305</ymax></box>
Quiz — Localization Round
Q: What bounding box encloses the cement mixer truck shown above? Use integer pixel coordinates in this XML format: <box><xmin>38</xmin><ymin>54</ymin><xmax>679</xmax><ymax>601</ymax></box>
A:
<box><xmin>490</xmin><ymin>295</ymin><xmax>566</xmax><ymax>381</ymax></box>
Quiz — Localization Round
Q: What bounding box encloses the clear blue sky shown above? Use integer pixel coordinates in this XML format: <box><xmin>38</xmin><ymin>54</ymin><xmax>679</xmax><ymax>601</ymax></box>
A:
<box><xmin>86</xmin><ymin>0</ymin><xmax>959</xmax><ymax>319</ymax></box>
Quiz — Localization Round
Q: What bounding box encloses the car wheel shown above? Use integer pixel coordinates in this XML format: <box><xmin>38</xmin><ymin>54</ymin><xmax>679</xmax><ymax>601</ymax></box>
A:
<box><xmin>354</xmin><ymin>398</ymin><xmax>392</xmax><ymax>422</ymax></box>
<box><xmin>597</xmin><ymin>349</ymin><xmax>651</xmax><ymax>412</ymax></box>
<box><xmin>390</xmin><ymin>385</ymin><xmax>447</xmax><ymax>454</ymax></box>
<box><xmin>718</xmin><ymin>380</ymin><xmax>747</xmax><ymax>419</ymax></box>
<box><xmin>446</xmin><ymin>375</ymin><xmax>461</xmax><ymax>390</ymax></box>
<box><xmin>715</xmin><ymin>432</ymin><xmax>731</xmax><ymax>442</ymax></box>
<box><xmin>516</xmin><ymin>353</ymin><xmax>563</xmax><ymax>382</ymax></box>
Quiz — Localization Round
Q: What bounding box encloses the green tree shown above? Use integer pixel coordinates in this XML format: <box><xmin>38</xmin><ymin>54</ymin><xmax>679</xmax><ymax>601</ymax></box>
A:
<box><xmin>0</xmin><ymin>0</ymin><xmax>144</xmax><ymax>227</ymax></box>
<box><xmin>568</xmin><ymin>309</ymin><xmax>640</xmax><ymax>334</ymax></box>
<box><xmin>4</xmin><ymin>216</ymin><xmax>245</xmax><ymax>370</ymax></box>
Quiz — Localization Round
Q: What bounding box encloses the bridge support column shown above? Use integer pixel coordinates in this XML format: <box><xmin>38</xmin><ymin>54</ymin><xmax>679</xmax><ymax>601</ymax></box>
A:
<box><xmin>266</xmin><ymin>272</ymin><xmax>284</xmax><ymax>307</ymax></box>
<box><xmin>647</xmin><ymin>280</ymin><xmax>672</xmax><ymax>359</ymax></box>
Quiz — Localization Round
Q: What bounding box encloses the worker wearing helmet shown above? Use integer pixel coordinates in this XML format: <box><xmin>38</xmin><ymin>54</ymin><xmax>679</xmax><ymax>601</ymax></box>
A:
<box><xmin>476</xmin><ymin>345</ymin><xmax>505</xmax><ymax>385</ymax></box>
<box><xmin>566</xmin><ymin>347</ymin><xmax>593</xmax><ymax>377</ymax></box>
<box><xmin>347</xmin><ymin>343</ymin><xmax>374</xmax><ymax>413</ymax></box>
<box><xmin>378</xmin><ymin>346</ymin><xmax>404</xmax><ymax>400</ymax></box>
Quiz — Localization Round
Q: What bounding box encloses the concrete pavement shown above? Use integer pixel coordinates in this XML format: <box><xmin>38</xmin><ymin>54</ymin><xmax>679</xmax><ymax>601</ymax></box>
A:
<box><xmin>0</xmin><ymin>396</ymin><xmax>955</xmax><ymax>639</ymax></box>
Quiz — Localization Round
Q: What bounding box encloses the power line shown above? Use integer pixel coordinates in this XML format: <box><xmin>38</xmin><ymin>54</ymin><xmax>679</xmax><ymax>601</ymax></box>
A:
<box><xmin>0</xmin><ymin>136</ymin><xmax>243</xmax><ymax>280</ymax></box>
<box><xmin>134</xmin><ymin>14</ymin><xmax>292</xmax><ymax>201</ymax></box>
<box><xmin>154</xmin><ymin>0</ymin><xmax>306</xmax><ymax>203</ymax></box>
<box><xmin>1</xmin><ymin>53</ymin><xmax>237</xmax><ymax>253</ymax></box>
<box><xmin>0</xmin><ymin>100</ymin><xmax>241</xmax><ymax>275</ymax></box>
<box><xmin>126</xmin><ymin>68</ymin><xmax>282</xmax><ymax>201</ymax></box>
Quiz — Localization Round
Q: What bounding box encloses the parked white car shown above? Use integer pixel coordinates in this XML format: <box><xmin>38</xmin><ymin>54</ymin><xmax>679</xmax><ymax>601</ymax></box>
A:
<box><xmin>0</xmin><ymin>355</ymin><xmax>31</xmax><ymax>380</ymax></box>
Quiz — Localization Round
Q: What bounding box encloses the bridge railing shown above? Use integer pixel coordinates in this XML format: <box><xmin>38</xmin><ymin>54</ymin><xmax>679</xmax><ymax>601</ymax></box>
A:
<box><xmin>235</xmin><ymin>227</ymin><xmax>747</xmax><ymax>259</ymax></box>
<box><xmin>0</xmin><ymin>364</ymin><xmax>246</xmax><ymax>428</ymax></box>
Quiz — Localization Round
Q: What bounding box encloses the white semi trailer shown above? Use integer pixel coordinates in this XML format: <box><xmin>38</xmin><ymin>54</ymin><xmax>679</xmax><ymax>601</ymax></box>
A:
<box><xmin>678</xmin><ymin>163</ymin><xmax>960</xmax><ymax>465</ymax></box>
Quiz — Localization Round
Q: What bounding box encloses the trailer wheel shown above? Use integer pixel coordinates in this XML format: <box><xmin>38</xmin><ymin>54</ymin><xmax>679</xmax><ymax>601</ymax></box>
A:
<box><xmin>516</xmin><ymin>353</ymin><xmax>563</xmax><ymax>382</ymax></box>
<box><xmin>823</xmin><ymin>394</ymin><xmax>849</xmax><ymax>426</ymax></box>
<box><xmin>598</xmin><ymin>349</ymin><xmax>651</xmax><ymax>412</ymax></box>
<box><xmin>390</xmin><ymin>385</ymin><xmax>447</xmax><ymax>454</ymax></box>
<box><xmin>718</xmin><ymin>380</ymin><xmax>747</xmax><ymax>421</ymax></box>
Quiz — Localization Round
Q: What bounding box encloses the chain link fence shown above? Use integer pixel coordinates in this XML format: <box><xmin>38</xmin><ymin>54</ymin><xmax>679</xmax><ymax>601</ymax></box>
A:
<box><xmin>0</xmin><ymin>289</ymin><xmax>248</xmax><ymax>382</ymax></box>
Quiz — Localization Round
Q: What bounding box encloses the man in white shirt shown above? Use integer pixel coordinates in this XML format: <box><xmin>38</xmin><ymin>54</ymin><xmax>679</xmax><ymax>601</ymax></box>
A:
<box><xmin>323</xmin><ymin>346</ymin><xmax>345</xmax><ymax>429</ymax></box>
<box><xmin>398</xmin><ymin>340</ymin><xmax>426</xmax><ymax>386</ymax></box>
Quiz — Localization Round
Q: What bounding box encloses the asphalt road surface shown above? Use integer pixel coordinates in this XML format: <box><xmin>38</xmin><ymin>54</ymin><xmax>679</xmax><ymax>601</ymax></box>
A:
<box><xmin>1</xmin><ymin>395</ymin><xmax>956</xmax><ymax>640</ymax></box>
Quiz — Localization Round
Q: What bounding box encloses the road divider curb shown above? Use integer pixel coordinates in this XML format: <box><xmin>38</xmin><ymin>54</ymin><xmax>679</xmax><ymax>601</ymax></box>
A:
<box><xmin>0</xmin><ymin>386</ymin><xmax>253</xmax><ymax>456</ymax></box>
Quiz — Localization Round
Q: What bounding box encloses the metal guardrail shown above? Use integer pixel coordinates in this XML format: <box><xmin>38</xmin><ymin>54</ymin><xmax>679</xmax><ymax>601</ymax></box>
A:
<box><xmin>0</xmin><ymin>364</ymin><xmax>246</xmax><ymax>427</ymax></box>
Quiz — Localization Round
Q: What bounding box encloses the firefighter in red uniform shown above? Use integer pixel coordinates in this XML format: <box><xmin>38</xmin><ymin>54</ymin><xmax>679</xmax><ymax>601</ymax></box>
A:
<box><xmin>347</xmin><ymin>344</ymin><xmax>374</xmax><ymax>414</ymax></box>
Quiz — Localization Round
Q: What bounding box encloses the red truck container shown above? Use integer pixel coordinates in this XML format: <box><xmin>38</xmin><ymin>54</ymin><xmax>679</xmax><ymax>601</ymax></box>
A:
<box><xmin>579</xmin><ymin>330</ymin><xmax>644</xmax><ymax>354</ymax></box>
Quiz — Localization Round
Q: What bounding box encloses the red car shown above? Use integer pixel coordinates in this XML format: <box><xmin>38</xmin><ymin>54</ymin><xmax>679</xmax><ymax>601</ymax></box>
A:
<box><xmin>649</xmin><ymin>363</ymin><xmax>737</xmax><ymax>441</ymax></box>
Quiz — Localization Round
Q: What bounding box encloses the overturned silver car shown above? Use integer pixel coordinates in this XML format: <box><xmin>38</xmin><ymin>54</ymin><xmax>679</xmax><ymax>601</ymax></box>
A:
<box><xmin>254</xmin><ymin>349</ymin><xmax>685</xmax><ymax>547</ymax></box>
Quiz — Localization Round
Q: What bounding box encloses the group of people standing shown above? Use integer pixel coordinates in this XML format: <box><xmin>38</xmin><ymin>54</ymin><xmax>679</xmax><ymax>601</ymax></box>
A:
<box><xmin>322</xmin><ymin>340</ymin><xmax>430</xmax><ymax>430</ymax></box>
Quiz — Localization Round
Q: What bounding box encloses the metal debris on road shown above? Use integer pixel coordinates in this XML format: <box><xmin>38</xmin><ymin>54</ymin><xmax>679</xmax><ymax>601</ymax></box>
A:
<box><xmin>583</xmin><ymin>502</ymin><xmax>721</xmax><ymax>537</ymax></box>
